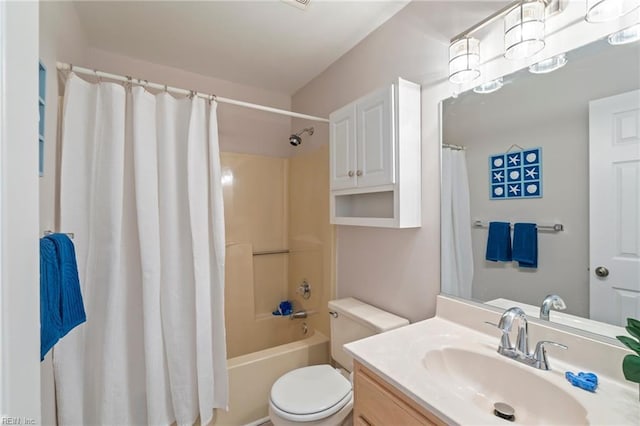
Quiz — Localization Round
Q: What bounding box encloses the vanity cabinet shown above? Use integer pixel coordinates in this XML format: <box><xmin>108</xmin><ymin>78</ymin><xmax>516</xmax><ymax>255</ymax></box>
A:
<box><xmin>353</xmin><ymin>361</ymin><xmax>445</xmax><ymax>426</ymax></box>
<box><xmin>329</xmin><ymin>78</ymin><xmax>421</xmax><ymax>228</ymax></box>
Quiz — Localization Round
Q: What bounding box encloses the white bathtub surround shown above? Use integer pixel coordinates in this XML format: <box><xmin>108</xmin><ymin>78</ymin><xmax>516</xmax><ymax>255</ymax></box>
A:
<box><xmin>345</xmin><ymin>295</ymin><xmax>640</xmax><ymax>425</ymax></box>
<box><xmin>54</xmin><ymin>72</ymin><xmax>227</xmax><ymax>425</ymax></box>
<box><xmin>441</xmin><ymin>148</ymin><xmax>474</xmax><ymax>299</ymax></box>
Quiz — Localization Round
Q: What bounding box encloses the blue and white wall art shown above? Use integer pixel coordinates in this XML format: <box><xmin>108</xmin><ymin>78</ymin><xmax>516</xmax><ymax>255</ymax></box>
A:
<box><xmin>489</xmin><ymin>148</ymin><xmax>542</xmax><ymax>199</ymax></box>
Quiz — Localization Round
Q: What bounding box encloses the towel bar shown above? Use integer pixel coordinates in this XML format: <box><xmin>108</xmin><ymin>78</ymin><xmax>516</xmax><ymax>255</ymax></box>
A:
<box><xmin>252</xmin><ymin>249</ymin><xmax>290</xmax><ymax>256</ymax></box>
<box><xmin>43</xmin><ymin>230</ymin><xmax>75</xmax><ymax>239</ymax></box>
<box><xmin>472</xmin><ymin>220</ymin><xmax>563</xmax><ymax>232</ymax></box>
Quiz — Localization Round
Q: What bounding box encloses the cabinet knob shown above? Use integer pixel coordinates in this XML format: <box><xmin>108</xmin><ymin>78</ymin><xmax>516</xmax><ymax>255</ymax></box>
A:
<box><xmin>348</xmin><ymin>171</ymin><xmax>354</xmax><ymax>177</ymax></box>
<box><xmin>356</xmin><ymin>170</ymin><xmax>363</xmax><ymax>176</ymax></box>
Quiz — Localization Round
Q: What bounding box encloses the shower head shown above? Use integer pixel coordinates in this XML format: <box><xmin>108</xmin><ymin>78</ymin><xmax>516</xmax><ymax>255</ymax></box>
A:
<box><xmin>289</xmin><ymin>134</ymin><xmax>302</xmax><ymax>146</ymax></box>
<box><xmin>289</xmin><ymin>127</ymin><xmax>314</xmax><ymax>146</ymax></box>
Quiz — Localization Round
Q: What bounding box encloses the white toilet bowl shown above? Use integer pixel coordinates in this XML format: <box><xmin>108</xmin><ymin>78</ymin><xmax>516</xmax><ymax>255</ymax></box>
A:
<box><xmin>268</xmin><ymin>298</ymin><xmax>409</xmax><ymax>426</ymax></box>
<box><xmin>268</xmin><ymin>365</ymin><xmax>353</xmax><ymax>426</ymax></box>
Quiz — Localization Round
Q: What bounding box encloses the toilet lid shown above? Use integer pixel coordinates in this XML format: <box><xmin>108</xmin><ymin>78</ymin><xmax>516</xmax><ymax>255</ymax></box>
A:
<box><xmin>270</xmin><ymin>365</ymin><xmax>352</xmax><ymax>416</ymax></box>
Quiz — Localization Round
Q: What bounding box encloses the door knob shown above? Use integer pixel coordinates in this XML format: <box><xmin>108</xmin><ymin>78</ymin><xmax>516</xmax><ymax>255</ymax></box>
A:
<box><xmin>595</xmin><ymin>266</ymin><xmax>609</xmax><ymax>278</ymax></box>
<box><xmin>348</xmin><ymin>171</ymin><xmax>354</xmax><ymax>177</ymax></box>
<box><xmin>356</xmin><ymin>170</ymin><xmax>363</xmax><ymax>176</ymax></box>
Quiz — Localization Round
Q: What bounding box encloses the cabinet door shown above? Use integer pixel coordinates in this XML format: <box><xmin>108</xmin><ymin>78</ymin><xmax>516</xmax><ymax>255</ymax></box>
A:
<box><xmin>356</xmin><ymin>85</ymin><xmax>395</xmax><ymax>188</ymax></box>
<box><xmin>330</xmin><ymin>103</ymin><xmax>357</xmax><ymax>190</ymax></box>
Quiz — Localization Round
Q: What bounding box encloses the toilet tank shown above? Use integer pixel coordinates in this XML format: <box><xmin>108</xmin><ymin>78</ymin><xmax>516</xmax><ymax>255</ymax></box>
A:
<box><xmin>329</xmin><ymin>297</ymin><xmax>409</xmax><ymax>372</ymax></box>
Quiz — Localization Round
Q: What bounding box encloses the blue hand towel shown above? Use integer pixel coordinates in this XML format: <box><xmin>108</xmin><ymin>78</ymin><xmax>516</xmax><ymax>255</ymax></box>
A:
<box><xmin>40</xmin><ymin>238</ymin><xmax>63</xmax><ymax>361</ymax></box>
<box><xmin>513</xmin><ymin>223</ymin><xmax>538</xmax><ymax>268</ymax></box>
<box><xmin>45</xmin><ymin>233</ymin><xmax>86</xmax><ymax>337</ymax></box>
<box><xmin>485</xmin><ymin>222</ymin><xmax>512</xmax><ymax>262</ymax></box>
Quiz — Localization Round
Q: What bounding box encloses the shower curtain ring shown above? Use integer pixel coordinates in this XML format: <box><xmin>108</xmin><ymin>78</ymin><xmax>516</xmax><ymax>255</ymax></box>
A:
<box><xmin>94</xmin><ymin>69</ymin><xmax>102</xmax><ymax>83</ymax></box>
<box><xmin>125</xmin><ymin>76</ymin><xmax>133</xmax><ymax>91</ymax></box>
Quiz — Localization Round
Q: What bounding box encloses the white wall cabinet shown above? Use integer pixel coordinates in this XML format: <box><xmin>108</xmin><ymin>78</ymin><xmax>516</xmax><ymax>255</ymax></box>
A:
<box><xmin>329</xmin><ymin>78</ymin><xmax>421</xmax><ymax>228</ymax></box>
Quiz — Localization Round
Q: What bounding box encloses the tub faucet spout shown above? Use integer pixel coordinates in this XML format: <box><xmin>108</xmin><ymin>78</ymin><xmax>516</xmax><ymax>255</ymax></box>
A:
<box><xmin>290</xmin><ymin>310</ymin><xmax>307</xmax><ymax>320</ymax></box>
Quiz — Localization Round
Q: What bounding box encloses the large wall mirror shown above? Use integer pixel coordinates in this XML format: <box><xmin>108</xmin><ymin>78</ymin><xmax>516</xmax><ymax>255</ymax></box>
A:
<box><xmin>440</xmin><ymin>35</ymin><xmax>640</xmax><ymax>340</ymax></box>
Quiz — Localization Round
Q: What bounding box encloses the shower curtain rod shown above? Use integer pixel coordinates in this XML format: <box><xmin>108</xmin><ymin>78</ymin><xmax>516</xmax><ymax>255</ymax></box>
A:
<box><xmin>442</xmin><ymin>143</ymin><xmax>465</xmax><ymax>150</ymax></box>
<box><xmin>56</xmin><ymin>62</ymin><xmax>330</xmax><ymax>123</ymax></box>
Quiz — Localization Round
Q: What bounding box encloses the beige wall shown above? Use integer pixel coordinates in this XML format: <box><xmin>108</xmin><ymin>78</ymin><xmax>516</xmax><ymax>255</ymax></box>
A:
<box><xmin>223</xmin><ymin>147</ymin><xmax>334</xmax><ymax>357</ymax></box>
<box><xmin>291</xmin><ymin>2</ymin><xmax>451</xmax><ymax>323</ymax></box>
<box><xmin>288</xmin><ymin>145</ymin><xmax>334</xmax><ymax>338</ymax></box>
<box><xmin>222</xmin><ymin>152</ymin><xmax>295</xmax><ymax>358</ymax></box>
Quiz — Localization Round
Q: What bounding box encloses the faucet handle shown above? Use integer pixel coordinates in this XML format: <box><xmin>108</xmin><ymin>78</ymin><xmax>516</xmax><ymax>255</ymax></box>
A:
<box><xmin>485</xmin><ymin>321</ymin><xmax>514</xmax><ymax>353</ymax></box>
<box><xmin>533</xmin><ymin>340</ymin><xmax>568</xmax><ymax>370</ymax></box>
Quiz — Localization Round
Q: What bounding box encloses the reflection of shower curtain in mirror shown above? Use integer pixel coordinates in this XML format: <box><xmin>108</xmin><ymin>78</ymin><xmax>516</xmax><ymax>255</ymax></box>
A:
<box><xmin>54</xmin><ymin>73</ymin><xmax>228</xmax><ymax>425</ymax></box>
<box><xmin>441</xmin><ymin>148</ymin><xmax>473</xmax><ymax>298</ymax></box>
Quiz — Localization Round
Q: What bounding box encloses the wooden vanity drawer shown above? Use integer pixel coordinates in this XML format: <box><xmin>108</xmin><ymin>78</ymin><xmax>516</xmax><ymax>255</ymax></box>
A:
<box><xmin>353</xmin><ymin>361</ymin><xmax>445</xmax><ymax>426</ymax></box>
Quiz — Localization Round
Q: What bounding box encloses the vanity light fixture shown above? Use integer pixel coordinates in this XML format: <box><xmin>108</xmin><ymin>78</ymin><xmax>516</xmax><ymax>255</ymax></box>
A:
<box><xmin>473</xmin><ymin>77</ymin><xmax>504</xmax><ymax>94</ymax></box>
<box><xmin>585</xmin><ymin>0</ymin><xmax>640</xmax><ymax>23</ymax></box>
<box><xmin>448</xmin><ymin>37</ymin><xmax>481</xmax><ymax>84</ymax></box>
<box><xmin>529</xmin><ymin>53</ymin><xmax>568</xmax><ymax>73</ymax></box>
<box><xmin>608</xmin><ymin>22</ymin><xmax>640</xmax><ymax>44</ymax></box>
<box><xmin>448</xmin><ymin>0</ymin><xmax>564</xmax><ymax>85</ymax></box>
<box><xmin>504</xmin><ymin>0</ymin><xmax>547</xmax><ymax>60</ymax></box>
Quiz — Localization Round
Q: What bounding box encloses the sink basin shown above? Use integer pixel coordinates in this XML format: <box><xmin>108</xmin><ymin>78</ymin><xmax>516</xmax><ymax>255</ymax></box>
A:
<box><xmin>423</xmin><ymin>347</ymin><xmax>588</xmax><ymax>425</ymax></box>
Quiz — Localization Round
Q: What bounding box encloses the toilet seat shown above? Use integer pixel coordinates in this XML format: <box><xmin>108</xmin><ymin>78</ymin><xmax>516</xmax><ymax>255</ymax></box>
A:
<box><xmin>269</xmin><ymin>365</ymin><xmax>352</xmax><ymax>422</ymax></box>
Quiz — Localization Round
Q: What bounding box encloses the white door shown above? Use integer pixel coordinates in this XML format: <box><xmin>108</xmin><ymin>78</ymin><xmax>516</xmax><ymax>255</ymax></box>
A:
<box><xmin>356</xmin><ymin>84</ymin><xmax>395</xmax><ymax>188</ymax></box>
<box><xmin>329</xmin><ymin>103</ymin><xmax>357</xmax><ymax>190</ymax></box>
<box><xmin>589</xmin><ymin>89</ymin><xmax>640</xmax><ymax>326</ymax></box>
<box><xmin>0</xmin><ymin>0</ymin><xmax>41</xmax><ymax>421</ymax></box>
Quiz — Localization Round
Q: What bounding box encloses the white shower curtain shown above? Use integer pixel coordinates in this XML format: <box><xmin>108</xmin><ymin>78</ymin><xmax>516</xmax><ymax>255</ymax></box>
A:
<box><xmin>53</xmin><ymin>73</ymin><xmax>228</xmax><ymax>426</ymax></box>
<box><xmin>441</xmin><ymin>148</ymin><xmax>474</xmax><ymax>299</ymax></box>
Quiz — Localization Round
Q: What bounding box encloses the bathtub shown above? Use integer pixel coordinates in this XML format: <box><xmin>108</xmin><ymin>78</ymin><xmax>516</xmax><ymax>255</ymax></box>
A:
<box><xmin>211</xmin><ymin>331</ymin><xmax>330</xmax><ymax>426</ymax></box>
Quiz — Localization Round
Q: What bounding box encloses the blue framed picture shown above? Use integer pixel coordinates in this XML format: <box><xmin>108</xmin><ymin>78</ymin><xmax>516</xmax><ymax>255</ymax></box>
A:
<box><xmin>489</xmin><ymin>148</ymin><xmax>542</xmax><ymax>199</ymax></box>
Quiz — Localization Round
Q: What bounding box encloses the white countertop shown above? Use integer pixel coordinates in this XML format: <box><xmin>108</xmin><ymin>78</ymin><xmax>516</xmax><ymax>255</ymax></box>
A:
<box><xmin>344</xmin><ymin>315</ymin><xmax>640</xmax><ymax>425</ymax></box>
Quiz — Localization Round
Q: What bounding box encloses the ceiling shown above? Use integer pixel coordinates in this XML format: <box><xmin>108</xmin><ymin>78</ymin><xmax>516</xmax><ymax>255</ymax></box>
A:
<box><xmin>72</xmin><ymin>0</ymin><xmax>411</xmax><ymax>95</ymax></box>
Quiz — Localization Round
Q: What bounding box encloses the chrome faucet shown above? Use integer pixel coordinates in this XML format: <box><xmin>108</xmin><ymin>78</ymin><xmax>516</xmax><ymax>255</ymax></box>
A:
<box><xmin>497</xmin><ymin>307</ymin><xmax>529</xmax><ymax>356</ymax></box>
<box><xmin>490</xmin><ymin>307</ymin><xmax>568</xmax><ymax>370</ymax></box>
<box><xmin>539</xmin><ymin>294</ymin><xmax>566</xmax><ymax>321</ymax></box>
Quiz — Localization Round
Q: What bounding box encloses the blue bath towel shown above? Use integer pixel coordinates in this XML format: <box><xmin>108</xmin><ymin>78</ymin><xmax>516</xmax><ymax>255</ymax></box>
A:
<box><xmin>40</xmin><ymin>238</ymin><xmax>63</xmax><ymax>361</ymax></box>
<box><xmin>513</xmin><ymin>223</ymin><xmax>538</xmax><ymax>268</ymax></box>
<box><xmin>45</xmin><ymin>233</ymin><xmax>86</xmax><ymax>336</ymax></box>
<box><xmin>40</xmin><ymin>233</ymin><xmax>86</xmax><ymax>361</ymax></box>
<box><xmin>485</xmin><ymin>222</ymin><xmax>512</xmax><ymax>262</ymax></box>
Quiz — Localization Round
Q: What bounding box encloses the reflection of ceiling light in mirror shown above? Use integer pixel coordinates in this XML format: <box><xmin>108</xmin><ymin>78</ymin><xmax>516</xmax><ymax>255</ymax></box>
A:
<box><xmin>585</xmin><ymin>0</ymin><xmax>640</xmax><ymax>23</ymax></box>
<box><xmin>608</xmin><ymin>23</ymin><xmax>640</xmax><ymax>45</ymax></box>
<box><xmin>529</xmin><ymin>53</ymin><xmax>568</xmax><ymax>74</ymax></box>
<box><xmin>449</xmin><ymin>37</ymin><xmax>481</xmax><ymax>84</ymax></box>
<box><xmin>473</xmin><ymin>78</ymin><xmax>504</xmax><ymax>94</ymax></box>
<box><xmin>504</xmin><ymin>0</ymin><xmax>546</xmax><ymax>60</ymax></box>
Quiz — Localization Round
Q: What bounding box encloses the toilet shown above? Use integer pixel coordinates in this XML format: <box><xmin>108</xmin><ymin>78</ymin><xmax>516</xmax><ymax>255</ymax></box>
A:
<box><xmin>268</xmin><ymin>297</ymin><xmax>409</xmax><ymax>425</ymax></box>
